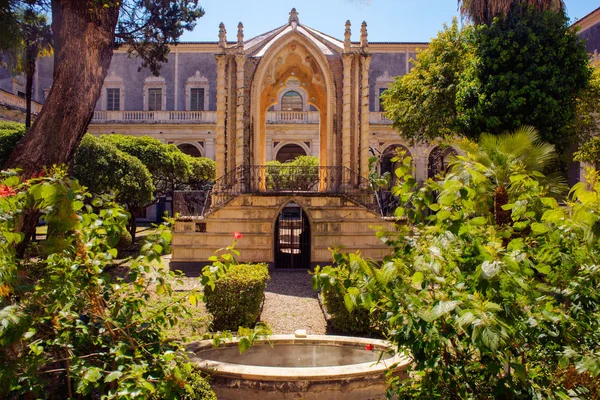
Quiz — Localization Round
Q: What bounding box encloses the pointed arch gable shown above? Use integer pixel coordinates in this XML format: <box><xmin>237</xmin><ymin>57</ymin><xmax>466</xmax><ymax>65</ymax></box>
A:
<box><xmin>251</xmin><ymin>30</ymin><xmax>337</xmax><ymax>167</ymax></box>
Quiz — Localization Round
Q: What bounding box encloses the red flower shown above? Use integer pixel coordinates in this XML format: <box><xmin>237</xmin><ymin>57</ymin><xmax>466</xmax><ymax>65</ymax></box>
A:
<box><xmin>233</xmin><ymin>232</ymin><xmax>242</xmax><ymax>239</ymax></box>
<box><xmin>365</xmin><ymin>344</ymin><xmax>374</xmax><ymax>351</ymax></box>
<box><xmin>0</xmin><ymin>185</ymin><xmax>16</xmax><ymax>198</ymax></box>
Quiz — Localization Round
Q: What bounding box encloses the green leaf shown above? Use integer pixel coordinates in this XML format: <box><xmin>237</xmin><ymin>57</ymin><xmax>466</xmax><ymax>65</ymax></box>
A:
<box><xmin>84</xmin><ymin>367</ymin><xmax>102</xmax><ymax>382</ymax></box>
<box><xmin>470</xmin><ymin>216</ymin><xmax>487</xmax><ymax>225</ymax></box>
<box><xmin>530</xmin><ymin>222</ymin><xmax>548</xmax><ymax>234</ymax></box>
<box><xmin>105</xmin><ymin>371</ymin><xmax>122</xmax><ymax>383</ymax></box>
<box><xmin>536</xmin><ymin>264</ymin><xmax>551</xmax><ymax>275</ymax></box>
<box><xmin>347</xmin><ymin>287</ymin><xmax>360</xmax><ymax>296</ymax></box>
<box><xmin>412</xmin><ymin>271</ymin><xmax>424</xmax><ymax>287</ymax></box>
<box><xmin>343</xmin><ymin>293</ymin><xmax>355</xmax><ymax>312</ymax></box>
<box><xmin>239</xmin><ymin>337</ymin><xmax>252</xmax><ymax>354</ymax></box>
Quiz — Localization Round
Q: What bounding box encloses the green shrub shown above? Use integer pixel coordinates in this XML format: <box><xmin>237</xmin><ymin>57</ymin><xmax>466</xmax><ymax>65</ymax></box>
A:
<box><xmin>0</xmin><ymin>126</ymin><xmax>25</xmax><ymax>166</ymax></box>
<box><xmin>204</xmin><ymin>263</ymin><xmax>269</xmax><ymax>331</ymax></box>
<box><xmin>319</xmin><ymin>264</ymin><xmax>387</xmax><ymax>337</ymax></box>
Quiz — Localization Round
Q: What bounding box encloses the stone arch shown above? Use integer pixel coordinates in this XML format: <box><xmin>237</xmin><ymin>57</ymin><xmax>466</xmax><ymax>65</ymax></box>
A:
<box><xmin>175</xmin><ymin>141</ymin><xmax>204</xmax><ymax>157</ymax></box>
<box><xmin>380</xmin><ymin>143</ymin><xmax>412</xmax><ymax>179</ymax></box>
<box><xmin>251</xmin><ymin>31</ymin><xmax>337</xmax><ymax>168</ymax></box>
<box><xmin>273</xmin><ymin>141</ymin><xmax>311</xmax><ymax>161</ymax></box>
<box><xmin>272</xmin><ymin>198</ymin><xmax>312</xmax><ymax>269</ymax></box>
<box><xmin>427</xmin><ymin>145</ymin><xmax>457</xmax><ymax>179</ymax></box>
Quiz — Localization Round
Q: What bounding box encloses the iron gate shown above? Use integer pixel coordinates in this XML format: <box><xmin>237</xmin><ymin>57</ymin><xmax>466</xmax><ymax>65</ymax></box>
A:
<box><xmin>274</xmin><ymin>203</ymin><xmax>310</xmax><ymax>269</ymax></box>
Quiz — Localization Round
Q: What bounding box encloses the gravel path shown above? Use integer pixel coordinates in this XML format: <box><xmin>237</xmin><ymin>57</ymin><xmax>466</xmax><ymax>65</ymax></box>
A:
<box><xmin>259</xmin><ymin>271</ymin><xmax>327</xmax><ymax>335</ymax></box>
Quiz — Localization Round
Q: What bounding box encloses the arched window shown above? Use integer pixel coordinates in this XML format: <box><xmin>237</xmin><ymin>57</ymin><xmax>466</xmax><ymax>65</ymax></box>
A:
<box><xmin>276</xmin><ymin>144</ymin><xmax>307</xmax><ymax>163</ymax></box>
<box><xmin>428</xmin><ymin>146</ymin><xmax>457</xmax><ymax>179</ymax></box>
<box><xmin>177</xmin><ymin>143</ymin><xmax>202</xmax><ymax>157</ymax></box>
<box><xmin>281</xmin><ymin>91</ymin><xmax>303</xmax><ymax>111</ymax></box>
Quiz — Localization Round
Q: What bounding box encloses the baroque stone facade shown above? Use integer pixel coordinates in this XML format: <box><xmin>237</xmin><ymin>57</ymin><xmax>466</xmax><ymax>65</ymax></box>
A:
<box><xmin>1</xmin><ymin>8</ymin><xmax>598</xmax><ymax>269</ymax></box>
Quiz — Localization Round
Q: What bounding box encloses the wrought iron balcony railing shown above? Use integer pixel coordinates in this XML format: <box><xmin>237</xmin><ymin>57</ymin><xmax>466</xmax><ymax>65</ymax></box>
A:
<box><xmin>173</xmin><ymin>165</ymin><xmax>399</xmax><ymax>218</ymax></box>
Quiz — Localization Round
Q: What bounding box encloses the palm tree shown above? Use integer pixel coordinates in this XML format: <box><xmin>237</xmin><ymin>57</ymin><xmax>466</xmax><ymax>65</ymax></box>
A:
<box><xmin>9</xmin><ymin>7</ymin><xmax>52</xmax><ymax>129</ymax></box>
<box><xmin>458</xmin><ymin>0</ymin><xmax>564</xmax><ymax>25</ymax></box>
<box><xmin>450</xmin><ymin>126</ymin><xmax>565</xmax><ymax>225</ymax></box>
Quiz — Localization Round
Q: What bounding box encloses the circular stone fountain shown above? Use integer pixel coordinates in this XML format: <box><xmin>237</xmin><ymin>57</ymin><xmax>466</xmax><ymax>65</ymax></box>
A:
<box><xmin>189</xmin><ymin>334</ymin><xmax>410</xmax><ymax>400</ymax></box>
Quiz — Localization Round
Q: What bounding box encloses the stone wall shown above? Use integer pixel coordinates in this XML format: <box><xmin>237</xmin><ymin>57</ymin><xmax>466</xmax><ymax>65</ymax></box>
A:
<box><xmin>171</xmin><ymin>194</ymin><xmax>396</xmax><ymax>274</ymax></box>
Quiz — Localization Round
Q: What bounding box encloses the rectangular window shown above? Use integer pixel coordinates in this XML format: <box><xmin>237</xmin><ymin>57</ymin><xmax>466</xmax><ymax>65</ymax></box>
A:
<box><xmin>379</xmin><ymin>88</ymin><xmax>387</xmax><ymax>112</ymax></box>
<box><xmin>106</xmin><ymin>88</ymin><xmax>120</xmax><ymax>111</ymax></box>
<box><xmin>148</xmin><ymin>88</ymin><xmax>162</xmax><ymax>111</ymax></box>
<box><xmin>190</xmin><ymin>88</ymin><xmax>205</xmax><ymax>111</ymax></box>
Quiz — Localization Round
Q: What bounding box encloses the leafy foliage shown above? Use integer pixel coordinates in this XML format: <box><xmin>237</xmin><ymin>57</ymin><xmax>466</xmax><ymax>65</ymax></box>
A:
<box><xmin>74</xmin><ymin>134</ymin><xmax>154</xmax><ymax>211</ymax></box>
<box><xmin>575</xmin><ymin>60</ymin><xmax>600</xmax><ymax>145</ymax></box>
<box><xmin>317</xmin><ymin>257</ymin><xmax>387</xmax><ymax>337</ymax></box>
<box><xmin>574</xmin><ymin>136</ymin><xmax>600</xmax><ymax>170</ymax></box>
<box><xmin>1</xmin><ymin>1</ymin><xmax>204</xmax><ymax>76</ymax></box>
<box><xmin>457</xmin><ymin>0</ymin><xmax>564</xmax><ymax>25</ymax></box>
<box><xmin>265</xmin><ymin>156</ymin><xmax>319</xmax><ymax>191</ymax></box>
<box><xmin>201</xmin><ymin>240</ymin><xmax>270</xmax><ymax>332</ymax></box>
<box><xmin>313</xmin><ymin>143</ymin><xmax>600</xmax><ymax>398</ymax></box>
<box><xmin>100</xmin><ymin>134</ymin><xmax>215</xmax><ymax>195</ymax></box>
<box><xmin>457</xmin><ymin>5</ymin><xmax>590</xmax><ymax>156</ymax></box>
<box><xmin>0</xmin><ymin>122</ymin><xmax>26</xmax><ymax>166</ymax></box>
<box><xmin>0</xmin><ymin>168</ymin><xmax>216</xmax><ymax>399</ymax></box>
<box><xmin>382</xmin><ymin>19</ymin><xmax>474</xmax><ymax>142</ymax></box>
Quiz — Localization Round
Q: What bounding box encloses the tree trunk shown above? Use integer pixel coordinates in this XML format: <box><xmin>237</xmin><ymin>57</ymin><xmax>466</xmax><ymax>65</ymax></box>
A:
<box><xmin>25</xmin><ymin>47</ymin><xmax>35</xmax><ymax>129</ymax></box>
<box><xmin>5</xmin><ymin>0</ymin><xmax>121</xmax><ymax>253</ymax></box>
<box><xmin>494</xmin><ymin>185</ymin><xmax>511</xmax><ymax>226</ymax></box>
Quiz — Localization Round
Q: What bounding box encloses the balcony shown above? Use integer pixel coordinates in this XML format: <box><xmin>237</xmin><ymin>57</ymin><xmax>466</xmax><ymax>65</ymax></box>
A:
<box><xmin>91</xmin><ymin>110</ymin><xmax>217</xmax><ymax>124</ymax></box>
<box><xmin>0</xmin><ymin>90</ymin><xmax>43</xmax><ymax>114</ymax></box>
<box><xmin>369</xmin><ymin>112</ymin><xmax>392</xmax><ymax>125</ymax></box>
<box><xmin>266</xmin><ymin>111</ymin><xmax>319</xmax><ymax>124</ymax></box>
<box><xmin>173</xmin><ymin>165</ymin><xmax>396</xmax><ymax>218</ymax></box>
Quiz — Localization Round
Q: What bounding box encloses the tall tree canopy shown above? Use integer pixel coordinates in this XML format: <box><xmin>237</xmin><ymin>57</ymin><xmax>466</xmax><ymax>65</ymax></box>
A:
<box><xmin>384</xmin><ymin>4</ymin><xmax>590</xmax><ymax>162</ymax></box>
<box><xmin>0</xmin><ymin>0</ymin><xmax>203</xmax><ymax>242</ymax></box>
<box><xmin>382</xmin><ymin>19</ymin><xmax>473</xmax><ymax>142</ymax></box>
<box><xmin>7</xmin><ymin>6</ymin><xmax>52</xmax><ymax>128</ymax></box>
<box><xmin>458</xmin><ymin>0</ymin><xmax>564</xmax><ymax>25</ymax></box>
<box><xmin>456</xmin><ymin>5</ymin><xmax>590</xmax><ymax>155</ymax></box>
<box><xmin>1</xmin><ymin>0</ymin><xmax>204</xmax><ymax>176</ymax></box>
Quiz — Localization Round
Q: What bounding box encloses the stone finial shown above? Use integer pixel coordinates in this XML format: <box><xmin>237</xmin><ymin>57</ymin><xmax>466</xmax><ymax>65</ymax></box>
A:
<box><xmin>360</xmin><ymin>21</ymin><xmax>368</xmax><ymax>49</ymax></box>
<box><xmin>344</xmin><ymin>20</ymin><xmax>351</xmax><ymax>52</ymax></box>
<box><xmin>289</xmin><ymin>8</ymin><xmax>299</xmax><ymax>24</ymax></box>
<box><xmin>237</xmin><ymin>22</ymin><xmax>244</xmax><ymax>47</ymax></box>
<box><xmin>218</xmin><ymin>22</ymin><xmax>227</xmax><ymax>48</ymax></box>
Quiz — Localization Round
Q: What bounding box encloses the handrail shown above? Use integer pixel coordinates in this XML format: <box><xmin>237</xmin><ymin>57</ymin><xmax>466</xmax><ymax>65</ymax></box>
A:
<box><xmin>174</xmin><ymin>165</ymin><xmax>394</xmax><ymax>218</ymax></box>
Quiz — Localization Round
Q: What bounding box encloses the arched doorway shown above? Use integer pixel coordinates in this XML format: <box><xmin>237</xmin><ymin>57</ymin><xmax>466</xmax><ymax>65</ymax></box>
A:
<box><xmin>275</xmin><ymin>144</ymin><xmax>307</xmax><ymax>162</ymax></box>
<box><xmin>428</xmin><ymin>146</ymin><xmax>457</xmax><ymax>179</ymax></box>
<box><xmin>274</xmin><ymin>202</ymin><xmax>310</xmax><ymax>269</ymax></box>
<box><xmin>177</xmin><ymin>143</ymin><xmax>202</xmax><ymax>157</ymax></box>
<box><xmin>380</xmin><ymin>144</ymin><xmax>411</xmax><ymax>179</ymax></box>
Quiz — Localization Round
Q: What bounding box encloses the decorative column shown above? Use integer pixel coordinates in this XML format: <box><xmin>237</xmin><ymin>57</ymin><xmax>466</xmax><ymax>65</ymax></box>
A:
<box><xmin>359</xmin><ymin>22</ymin><xmax>371</xmax><ymax>177</ymax></box>
<box><xmin>215</xmin><ymin>53</ymin><xmax>227</xmax><ymax>178</ymax></box>
<box><xmin>235</xmin><ymin>22</ymin><xmax>246</xmax><ymax>170</ymax></box>
<box><xmin>342</xmin><ymin>21</ymin><xmax>352</xmax><ymax>170</ymax></box>
<box><xmin>359</xmin><ymin>55</ymin><xmax>371</xmax><ymax>177</ymax></box>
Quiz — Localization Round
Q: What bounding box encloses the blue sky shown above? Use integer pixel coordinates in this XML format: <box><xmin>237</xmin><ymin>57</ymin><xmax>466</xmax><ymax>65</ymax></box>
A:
<box><xmin>180</xmin><ymin>0</ymin><xmax>599</xmax><ymax>43</ymax></box>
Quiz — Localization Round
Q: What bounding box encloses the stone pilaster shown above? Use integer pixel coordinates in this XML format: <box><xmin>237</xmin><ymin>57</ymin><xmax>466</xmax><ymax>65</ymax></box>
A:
<box><xmin>235</xmin><ymin>54</ymin><xmax>246</xmax><ymax>169</ymax></box>
<box><xmin>215</xmin><ymin>55</ymin><xmax>227</xmax><ymax>178</ymax></box>
<box><xmin>205</xmin><ymin>137</ymin><xmax>215</xmax><ymax>160</ymax></box>
<box><xmin>359</xmin><ymin>55</ymin><xmax>371</xmax><ymax>177</ymax></box>
<box><xmin>342</xmin><ymin>54</ymin><xmax>353</xmax><ymax>169</ymax></box>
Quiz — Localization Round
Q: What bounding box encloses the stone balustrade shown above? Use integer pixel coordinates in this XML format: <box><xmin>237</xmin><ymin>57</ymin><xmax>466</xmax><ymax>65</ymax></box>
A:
<box><xmin>91</xmin><ymin>110</ymin><xmax>324</xmax><ymax>124</ymax></box>
<box><xmin>91</xmin><ymin>110</ymin><xmax>217</xmax><ymax>124</ymax></box>
<box><xmin>0</xmin><ymin>90</ymin><xmax>43</xmax><ymax>114</ymax></box>
<box><xmin>266</xmin><ymin>111</ymin><xmax>319</xmax><ymax>124</ymax></box>
<box><xmin>368</xmin><ymin>112</ymin><xmax>392</xmax><ymax>124</ymax></box>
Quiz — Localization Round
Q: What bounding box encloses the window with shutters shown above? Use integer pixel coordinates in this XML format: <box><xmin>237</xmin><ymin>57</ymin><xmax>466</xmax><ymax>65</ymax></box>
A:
<box><xmin>106</xmin><ymin>88</ymin><xmax>120</xmax><ymax>111</ymax></box>
<box><xmin>190</xmin><ymin>88</ymin><xmax>205</xmax><ymax>111</ymax></box>
<box><xmin>148</xmin><ymin>88</ymin><xmax>162</xmax><ymax>111</ymax></box>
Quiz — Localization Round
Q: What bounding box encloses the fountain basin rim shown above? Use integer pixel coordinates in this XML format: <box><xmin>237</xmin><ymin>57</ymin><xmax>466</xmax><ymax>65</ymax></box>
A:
<box><xmin>189</xmin><ymin>334</ymin><xmax>411</xmax><ymax>382</ymax></box>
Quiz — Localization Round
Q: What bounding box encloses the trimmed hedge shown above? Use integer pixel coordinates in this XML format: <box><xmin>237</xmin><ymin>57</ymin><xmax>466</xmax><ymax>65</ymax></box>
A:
<box><xmin>204</xmin><ymin>263</ymin><xmax>269</xmax><ymax>331</ymax></box>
